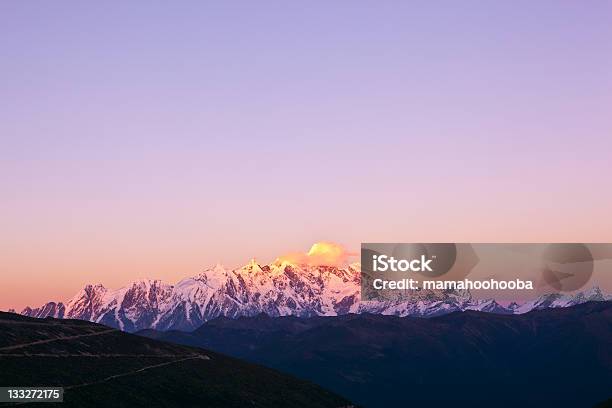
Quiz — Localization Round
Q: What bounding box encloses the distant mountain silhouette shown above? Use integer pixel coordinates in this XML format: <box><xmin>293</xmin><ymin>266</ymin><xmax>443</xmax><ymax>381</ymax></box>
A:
<box><xmin>0</xmin><ymin>312</ymin><xmax>353</xmax><ymax>408</ymax></box>
<box><xmin>139</xmin><ymin>301</ymin><xmax>612</xmax><ymax>408</ymax></box>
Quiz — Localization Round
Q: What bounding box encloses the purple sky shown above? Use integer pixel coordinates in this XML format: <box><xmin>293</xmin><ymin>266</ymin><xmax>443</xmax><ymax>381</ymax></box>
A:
<box><xmin>1</xmin><ymin>1</ymin><xmax>611</xmax><ymax>310</ymax></box>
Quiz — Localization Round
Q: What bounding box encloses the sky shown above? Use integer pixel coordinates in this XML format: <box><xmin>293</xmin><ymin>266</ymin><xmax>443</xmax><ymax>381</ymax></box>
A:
<box><xmin>1</xmin><ymin>1</ymin><xmax>611</xmax><ymax>310</ymax></box>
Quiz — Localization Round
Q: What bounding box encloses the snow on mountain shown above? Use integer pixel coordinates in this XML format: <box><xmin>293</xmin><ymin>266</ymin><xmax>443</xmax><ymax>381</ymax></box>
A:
<box><xmin>21</xmin><ymin>261</ymin><xmax>362</xmax><ymax>331</ymax></box>
<box><xmin>21</xmin><ymin>301</ymin><xmax>65</xmax><ymax>319</ymax></box>
<box><xmin>20</xmin><ymin>260</ymin><xmax>609</xmax><ymax>332</ymax></box>
<box><xmin>514</xmin><ymin>285</ymin><xmax>607</xmax><ymax>314</ymax></box>
<box><xmin>506</xmin><ymin>302</ymin><xmax>520</xmax><ymax>312</ymax></box>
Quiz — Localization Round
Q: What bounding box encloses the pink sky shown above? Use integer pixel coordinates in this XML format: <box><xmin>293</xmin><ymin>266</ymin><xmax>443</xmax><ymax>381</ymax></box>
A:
<box><xmin>1</xmin><ymin>1</ymin><xmax>612</xmax><ymax>310</ymax></box>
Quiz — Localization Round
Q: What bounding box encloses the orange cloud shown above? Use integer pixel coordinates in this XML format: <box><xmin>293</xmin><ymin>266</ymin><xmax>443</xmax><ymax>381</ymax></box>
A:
<box><xmin>275</xmin><ymin>242</ymin><xmax>355</xmax><ymax>267</ymax></box>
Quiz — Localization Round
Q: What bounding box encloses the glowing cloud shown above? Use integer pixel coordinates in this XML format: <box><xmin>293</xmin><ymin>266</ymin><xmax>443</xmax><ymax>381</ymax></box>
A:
<box><xmin>275</xmin><ymin>242</ymin><xmax>355</xmax><ymax>267</ymax></box>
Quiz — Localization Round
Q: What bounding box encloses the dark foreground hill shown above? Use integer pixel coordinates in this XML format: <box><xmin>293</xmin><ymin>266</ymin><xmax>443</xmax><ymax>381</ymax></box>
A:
<box><xmin>140</xmin><ymin>301</ymin><xmax>612</xmax><ymax>408</ymax></box>
<box><xmin>0</xmin><ymin>312</ymin><xmax>353</xmax><ymax>408</ymax></box>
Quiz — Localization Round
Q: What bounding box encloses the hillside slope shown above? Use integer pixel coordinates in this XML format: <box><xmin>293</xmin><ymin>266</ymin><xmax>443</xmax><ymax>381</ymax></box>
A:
<box><xmin>140</xmin><ymin>302</ymin><xmax>612</xmax><ymax>408</ymax></box>
<box><xmin>0</xmin><ymin>312</ymin><xmax>353</xmax><ymax>408</ymax></box>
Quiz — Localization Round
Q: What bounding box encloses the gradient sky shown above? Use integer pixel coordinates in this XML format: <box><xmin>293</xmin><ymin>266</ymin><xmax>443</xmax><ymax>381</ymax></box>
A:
<box><xmin>1</xmin><ymin>1</ymin><xmax>611</xmax><ymax>310</ymax></box>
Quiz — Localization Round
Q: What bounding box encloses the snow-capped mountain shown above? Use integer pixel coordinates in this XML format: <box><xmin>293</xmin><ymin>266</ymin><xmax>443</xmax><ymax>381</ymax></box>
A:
<box><xmin>514</xmin><ymin>286</ymin><xmax>608</xmax><ymax>314</ymax></box>
<box><xmin>22</xmin><ymin>261</ymin><xmax>361</xmax><ymax>331</ymax></box>
<box><xmin>20</xmin><ymin>260</ymin><xmax>610</xmax><ymax>332</ymax></box>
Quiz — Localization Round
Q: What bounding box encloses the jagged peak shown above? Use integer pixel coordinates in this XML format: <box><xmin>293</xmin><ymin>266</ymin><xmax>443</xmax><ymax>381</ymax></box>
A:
<box><xmin>507</xmin><ymin>301</ymin><xmax>520</xmax><ymax>309</ymax></box>
<box><xmin>126</xmin><ymin>278</ymin><xmax>168</xmax><ymax>289</ymax></box>
<box><xmin>585</xmin><ymin>285</ymin><xmax>603</xmax><ymax>296</ymax></box>
<box><xmin>536</xmin><ymin>291</ymin><xmax>563</xmax><ymax>300</ymax></box>
<box><xmin>75</xmin><ymin>283</ymin><xmax>107</xmax><ymax>297</ymax></box>
<box><xmin>196</xmin><ymin>263</ymin><xmax>228</xmax><ymax>278</ymax></box>
<box><xmin>240</xmin><ymin>258</ymin><xmax>262</xmax><ymax>272</ymax></box>
<box><xmin>83</xmin><ymin>283</ymin><xmax>106</xmax><ymax>291</ymax></box>
<box><xmin>195</xmin><ymin>262</ymin><xmax>226</xmax><ymax>273</ymax></box>
<box><xmin>63</xmin><ymin>284</ymin><xmax>108</xmax><ymax>310</ymax></box>
<box><xmin>271</xmin><ymin>258</ymin><xmax>298</xmax><ymax>268</ymax></box>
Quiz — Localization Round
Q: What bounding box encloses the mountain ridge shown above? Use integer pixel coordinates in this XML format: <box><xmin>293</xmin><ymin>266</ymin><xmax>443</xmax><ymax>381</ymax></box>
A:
<box><xmin>19</xmin><ymin>261</ymin><xmax>610</xmax><ymax>332</ymax></box>
<box><xmin>138</xmin><ymin>301</ymin><xmax>612</xmax><ymax>408</ymax></box>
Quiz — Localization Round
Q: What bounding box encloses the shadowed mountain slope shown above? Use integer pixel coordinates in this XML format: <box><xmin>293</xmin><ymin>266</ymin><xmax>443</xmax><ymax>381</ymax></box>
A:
<box><xmin>0</xmin><ymin>312</ymin><xmax>353</xmax><ymax>408</ymax></box>
<box><xmin>140</xmin><ymin>301</ymin><xmax>612</xmax><ymax>408</ymax></box>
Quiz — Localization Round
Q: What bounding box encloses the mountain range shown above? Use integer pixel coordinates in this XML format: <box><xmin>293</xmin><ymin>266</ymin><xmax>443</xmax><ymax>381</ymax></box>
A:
<box><xmin>139</xmin><ymin>301</ymin><xmax>612</xmax><ymax>408</ymax></box>
<box><xmin>20</xmin><ymin>260</ymin><xmax>611</xmax><ymax>332</ymax></box>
